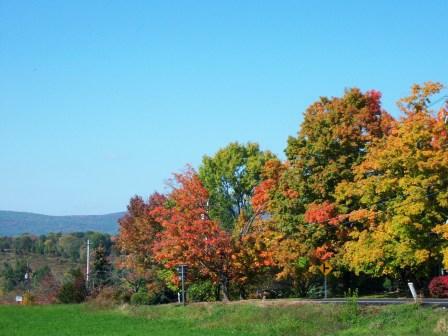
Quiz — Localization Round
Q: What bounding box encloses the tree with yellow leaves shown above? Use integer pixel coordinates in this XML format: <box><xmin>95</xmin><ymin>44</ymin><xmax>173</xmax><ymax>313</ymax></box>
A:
<box><xmin>335</xmin><ymin>82</ymin><xmax>448</xmax><ymax>286</ymax></box>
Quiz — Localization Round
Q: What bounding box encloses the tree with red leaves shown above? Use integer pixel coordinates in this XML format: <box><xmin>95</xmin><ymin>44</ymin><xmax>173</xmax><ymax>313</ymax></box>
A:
<box><xmin>117</xmin><ymin>193</ymin><xmax>166</xmax><ymax>292</ymax></box>
<box><xmin>152</xmin><ymin>167</ymin><xmax>233</xmax><ymax>300</ymax></box>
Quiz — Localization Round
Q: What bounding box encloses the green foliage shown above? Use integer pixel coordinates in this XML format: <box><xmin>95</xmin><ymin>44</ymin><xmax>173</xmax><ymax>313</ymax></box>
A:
<box><xmin>91</xmin><ymin>244</ymin><xmax>112</xmax><ymax>289</ymax></box>
<box><xmin>340</xmin><ymin>289</ymin><xmax>359</xmax><ymax>323</ymax></box>
<box><xmin>130</xmin><ymin>289</ymin><xmax>150</xmax><ymax>305</ymax></box>
<box><xmin>156</xmin><ymin>269</ymin><xmax>178</xmax><ymax>292</ymax></box>
<box><xmin>188</xmin><ymin>279</ymin><xmax>217</xmax><ymax>302</ymax></box>
<box><xmin>57</xmin><ymin>268</ymin><xmax>87</xmax><ymax>303</ymax></box>
<box><xmin>199</xmin><ymin>142</ymin><xmax>275</xmax><ymax>231</ymax></box>
<box><xmin>0</xmin><ymin>259</ymin><xmax>29</xmax><ymax>291</ymax></box>
<box><xmin>0</xmin><ymin>232</ymin><xmax>112</xmax><ymax>262</ymax></box>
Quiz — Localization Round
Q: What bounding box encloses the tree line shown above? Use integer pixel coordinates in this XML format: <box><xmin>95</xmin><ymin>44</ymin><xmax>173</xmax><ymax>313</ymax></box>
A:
<box><xmin>116</xmin><ymin>82</ymin><xmax>448</xmax><ymax>301</ymax></box>
<box><xmin>0</xmin><ymin>232</ymin><xmax>112</xmax><ymax>261</ymax></box>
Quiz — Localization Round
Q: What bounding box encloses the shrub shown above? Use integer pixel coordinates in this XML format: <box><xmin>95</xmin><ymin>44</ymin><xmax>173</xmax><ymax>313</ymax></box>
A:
<box><xmin>146</xmin><ymin>280</ymin><xmax>176</xmax><ymax>305</ymax></box>
<box><xmin>130</xmin><ymin>290</ymin><xmax>150</xmax><ymax>305</ymax></box>
<box><xmin>57</xmin><ymin>269</ymin><xmax>87</xmax><ymax>303</ymax></box>
<box><xmin>34</xmin><ymin>272</ymin><xmax>60</xmax><ymax>304</ymax></box>
<box><xmin>90</xmin><ymin>286</ymin><xmax>128</xmax><ymax>308</ymax></box>
<box><xmin>23</xmin><ymin>291</ymin><xmax>34</xmax><ymax>305</ymax></box>
<box><xmin>188</xmin><ymin>280</ymin><xmax>217</xmax><ymax>302</ymax></box>
<box><xmin>429</xmin><ymin>276</ymin><xmax>448</xmax><ymax>298</ymax></box>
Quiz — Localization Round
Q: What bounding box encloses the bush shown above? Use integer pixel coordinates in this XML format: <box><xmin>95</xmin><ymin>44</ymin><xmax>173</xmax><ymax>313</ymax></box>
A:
<box><xmin>429</xmin><ymin>276</ymin><xmax>448</xmax><ymax>298</ymax></box>
<box><xmin>90</xmin><ymin>286</ymin><xmax>129</xmax><ymax>308</ymax></box>
<box><xmin>146</xmin><ymin>280</ymin><xmax>176</xmax><ymax>305</ymax></box>
<box><xmin>23</xmin><ymin>291</ymin><xmax>34</xmax><ymax>305</ymax></box>
<box><xmin>188</xmin><ymin>280</ymin><xmax>217</xmax><ymax>302</ymax></box>
<box><xmin>57</xmin><ymin>269</ymin><xmax>87</xmax><ymax>303</ymax></box>
<box><xmin>130</xmin><ymin>290</ymin><xmax>150</xmax><ymax>305</ymax></box>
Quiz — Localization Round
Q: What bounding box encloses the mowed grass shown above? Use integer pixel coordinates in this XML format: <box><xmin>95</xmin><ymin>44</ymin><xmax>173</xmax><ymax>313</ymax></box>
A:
<box><xmin>0</xmin><ymin>302</ymin><xmax>447</xmax><ymax>336</ymax></box>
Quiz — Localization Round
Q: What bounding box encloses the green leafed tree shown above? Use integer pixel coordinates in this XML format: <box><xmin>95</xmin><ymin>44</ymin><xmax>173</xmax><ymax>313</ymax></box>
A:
<box><xmin>91</xmin><ymin>244</ymin><xmax>112</xmax><ymax>289</ymax></box>
<box><xmin>198</xmin><ymin>142</ymin><xmax>275</xmax><ymax>231</ymax></box>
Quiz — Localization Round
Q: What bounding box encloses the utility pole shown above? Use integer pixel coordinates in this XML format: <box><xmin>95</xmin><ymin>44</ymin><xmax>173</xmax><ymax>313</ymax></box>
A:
<box><xmin>86</xmin><ymin>239</ymin><xmax>90</xmax><ymax>285</ymax></box>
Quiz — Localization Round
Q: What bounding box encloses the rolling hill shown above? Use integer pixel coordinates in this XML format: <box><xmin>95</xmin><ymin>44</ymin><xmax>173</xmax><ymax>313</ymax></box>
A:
<box><xmin>0</xmin><ymin>210</ymin><xmax>125</xmax><ymax>236</ymax></box>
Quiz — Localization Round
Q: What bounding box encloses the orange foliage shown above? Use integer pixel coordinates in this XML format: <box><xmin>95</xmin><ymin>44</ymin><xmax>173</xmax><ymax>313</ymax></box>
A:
<box><xmin>304</xmin><ymin>201</ymin><xmax>338</xmax><ymax>225</ymax></box>
<box><xmin>151</xmin><ymin>167</ymin><xmax>233</xmax><ymax>284</ymax></box>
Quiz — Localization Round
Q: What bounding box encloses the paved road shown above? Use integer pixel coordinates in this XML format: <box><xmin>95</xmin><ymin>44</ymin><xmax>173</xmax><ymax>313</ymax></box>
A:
<box><xmin>300</xmin><ymin>298</ymin><xmax>448</xmax><ymax>306</ymax></box>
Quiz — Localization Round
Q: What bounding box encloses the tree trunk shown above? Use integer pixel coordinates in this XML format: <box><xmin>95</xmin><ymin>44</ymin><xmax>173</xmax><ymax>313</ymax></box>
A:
<box><xmin>220</xmin><ymin>275</ymin><xmax>230</xmax><ymax>301</ymax></box>
<box><xmin>239</xmin><ymin>286</ymin><xmax>246</xmax><ymax>300</ymax></box>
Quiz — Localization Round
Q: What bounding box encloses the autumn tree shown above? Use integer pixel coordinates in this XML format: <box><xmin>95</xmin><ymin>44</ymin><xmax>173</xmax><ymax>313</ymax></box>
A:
<box><xmin>239</xmin><ymin>89</ymin><xmax>395</xmax><ymax>296</ymax></box>
<box><xmin>335</xmin><ymin>82</ymin><xmax>448</xmax><ymax>286</ymax></box>
<box><xmin>152</xmin><ymin>167</ymin><xmax>234</xmax><ymax>300</ymax></box>
<box><xmin>118</xmin><ymin>194</ymin><xmax>166</xmax><ymax>264</ymax></box>
<box><xmin>117</xmin><ymin>193</ymin><xmax>167</xmax><ymax>293</ymax></box>
<box><xmin>199</xmin><ymin>142</ymin><xmax>275</xmax><ymax>232</ymax></box>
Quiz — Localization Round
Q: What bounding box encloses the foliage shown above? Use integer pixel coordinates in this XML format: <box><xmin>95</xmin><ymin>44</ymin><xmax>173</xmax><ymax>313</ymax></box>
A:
<box><xmin>340</xmin><ymin>289</ymin><xmax>359</xmax><ymax>323</ymax></box>
<box><xmin>33</xmin><ymin>271</ymin><xmax>60</xmax><ymax>304</ymax></box>
<box><xmin>0</xmin><ymin>259</ymin><xmax>30</xmax><ymax>291</ymax></box>
<box><xmin>429</xmin><ymin>276</ymin><xmax>448</xmax><ymax>298</ymax></box>
<box><xmin>22</xmin><ymin>291</ymin><xmax>34</xmax><ymax>305</ymax></box>
<box><xmin>109</xmin><ymin>82</ymin><xmax>448</xmax><ymax>301</ymax></box>
<box><xmin>117</xmin><ymin>194</ymin><xmax>165</xmax><ymax>268</ymax></box>
<box><xmin>0</xmin><ymin>232</ymin><xmax>112</xmax><ymax>262</ymax></box>
<box><xmin>89</xmin><ymin>286</ymin><xmax>126</xmax><ymax>308</ymax></box>
<box><xmin>57</xmin><ymin>268</ymin><xmax>87</xmax><ymax>303</ymax></box>
<box><xmin>152</xmin><ymin>167</ymin><xmax>233</xmax><ymax>300</ymax></box>
<box><xmin>91</xmin><ymin>244</ymin><xmax>112</xmax><ymax>289</ymax></box>
<box><xmin>188</xmin><ymin>279</ymin><xmax>217</xmax><ymax>302</ymax></box>
<box><xmin>335</xmin><ymin>82</ymin><xmax>447</xmax><ymax>284</ymax></box>
<box><xmin>130</xmin><ymin>289</ymin><xmax>150</xmax><ymax>305</ymax></box>
<box><xmin>199</xmin><ymin>142</ymin><xmax>275</xmax><ymax>231</ymax></box>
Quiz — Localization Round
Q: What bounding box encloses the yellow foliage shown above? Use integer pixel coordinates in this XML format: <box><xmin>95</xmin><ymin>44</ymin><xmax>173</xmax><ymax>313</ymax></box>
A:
<box><xmin>433</xmin><ymin>224</ymin><xmax>448</xmax><ymax>240</ymax></box>
<box><xmin>442</xmin><ymin>248</ymin><xmax>448</xmax><ymax>269</ymax></box>
<box><xmin>23</xmin><ymin>291</ymin><xmax>34</xmax><ymax>305</ymax></box>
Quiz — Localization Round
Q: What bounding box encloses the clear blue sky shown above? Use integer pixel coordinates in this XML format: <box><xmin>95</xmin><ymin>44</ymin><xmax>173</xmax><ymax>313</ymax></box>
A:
<box><xmin>1</xmin><ymin>1</ymin><xmax>447</xmax><ymax>215</ymax></box>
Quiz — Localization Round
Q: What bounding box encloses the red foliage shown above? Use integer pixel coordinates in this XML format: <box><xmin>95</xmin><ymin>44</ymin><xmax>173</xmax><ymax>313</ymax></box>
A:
<box><xmin>432</xmin><ymin>104</ymin><xmax>448</xmax><ymax>149</ymax></box>
<box><xmin>117</xmin><ymin>193</ymin><xmax>166</xmax><ymax>265</ymax></box>
<box><xmin>252</xmin><ymin>179</ymin><xmax>275</xmax><ymax>211</ymax></box>
<box><xmin>304</xmin><ymin>201</ymin><xmax>337</xmax><ymax>225</ymax></box>
<box><xmin>252</xmin><ymin>159</ymin><xmax>286</xmax><ymax>212</ymax></box>
<box><xmin>314</xmin><ymin>245</ymin><xmax>334</xmax><ymax>262</ymax></box>
<box><xmin>429</xmin><ymin>276</ymin><xmax>448</xmax><ymax>298</ymax></box>
<box><xmin>151</xmin><ymin>167</ymin><xmax>233</xmax><ymax>283</ymax></box>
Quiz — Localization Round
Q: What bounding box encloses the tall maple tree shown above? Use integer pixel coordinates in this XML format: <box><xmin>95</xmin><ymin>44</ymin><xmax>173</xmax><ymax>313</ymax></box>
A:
<box><xmin>151</xmin><ymin>167</ymin><xmax>234</xmax><ymax>300</ymax></box>
<box><xmin>335</xmin><ymin>82</ymin><xmax>448</xmax><ymax>285</ymax></box>
<box><xmin>238</xmin><ymin>89</ymin><xmax>395</xmax><ymax>295</ymax></box>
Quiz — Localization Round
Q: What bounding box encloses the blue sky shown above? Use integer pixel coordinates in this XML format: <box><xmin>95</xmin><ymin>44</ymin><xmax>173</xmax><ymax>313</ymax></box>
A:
<box><xmin>1</xmin><ymin>1</ymin><xmax>447</xmax><ymax>215</ymax></box>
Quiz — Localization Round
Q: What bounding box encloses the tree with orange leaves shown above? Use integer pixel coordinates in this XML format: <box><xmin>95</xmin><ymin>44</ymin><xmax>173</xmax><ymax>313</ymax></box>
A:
<box><xmin>151</xmin><ymin>167</ymin><xmax>234</xmax><ymax>300</ymax></box>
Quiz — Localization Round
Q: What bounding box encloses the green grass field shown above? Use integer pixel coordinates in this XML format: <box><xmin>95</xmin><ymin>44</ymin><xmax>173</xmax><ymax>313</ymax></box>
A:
<box><xmin>0</xmin><ymin>302</ymin><xmax>447</xmax><ymax>336</ymax></box>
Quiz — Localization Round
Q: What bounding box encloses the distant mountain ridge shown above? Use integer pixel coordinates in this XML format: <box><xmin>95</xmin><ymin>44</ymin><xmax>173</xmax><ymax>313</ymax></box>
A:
<box><xmin>0</xmin><ymin>210</ymin><xmax>125</xmax><ymax>236</ymax></box>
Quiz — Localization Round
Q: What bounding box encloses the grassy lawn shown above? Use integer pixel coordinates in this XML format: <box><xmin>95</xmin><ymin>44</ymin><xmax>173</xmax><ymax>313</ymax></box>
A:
<box><xmin>0</xmin><ymin>302</ymin><xmax>447</xmax><ymax>336</ymax></box>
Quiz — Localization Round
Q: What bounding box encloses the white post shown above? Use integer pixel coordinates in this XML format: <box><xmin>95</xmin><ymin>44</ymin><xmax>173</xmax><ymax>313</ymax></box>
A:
<box><xmin>408</xmin><ymin>282</ymin><xmax>417</xmax><ymax>302</ymax></box>
<box><xmin>86</xmin><ymin>240</ymin><xmax>90</xmax><ymax>284</ymax></box>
